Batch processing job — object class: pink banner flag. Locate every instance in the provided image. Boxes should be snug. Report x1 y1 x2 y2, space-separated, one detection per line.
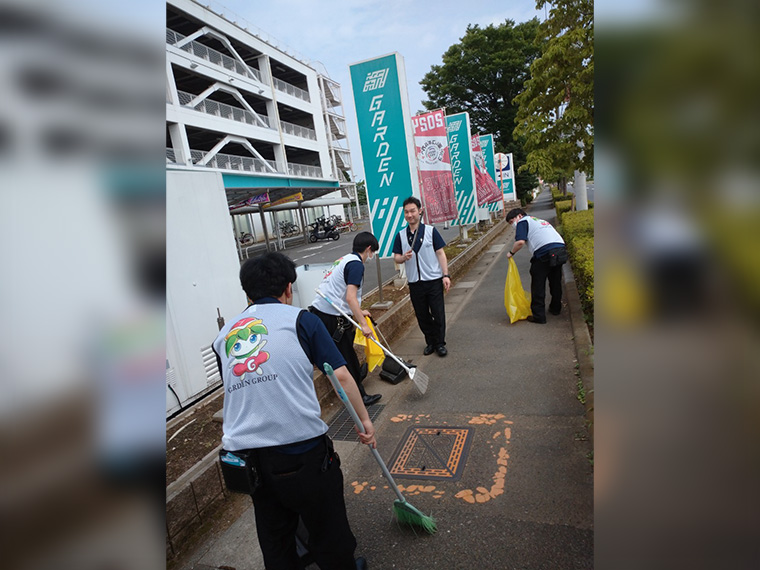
413 109 458 223
471 135 501 206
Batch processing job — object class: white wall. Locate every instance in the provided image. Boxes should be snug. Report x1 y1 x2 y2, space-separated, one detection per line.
167 170 246 415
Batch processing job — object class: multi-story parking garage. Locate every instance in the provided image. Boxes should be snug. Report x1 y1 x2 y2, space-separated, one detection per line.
166 0 359 413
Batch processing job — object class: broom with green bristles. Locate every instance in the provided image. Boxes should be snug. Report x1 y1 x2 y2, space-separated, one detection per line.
323 363 437 534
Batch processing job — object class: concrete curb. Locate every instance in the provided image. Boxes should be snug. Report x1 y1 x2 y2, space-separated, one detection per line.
564 261 595 442
543 201 594 443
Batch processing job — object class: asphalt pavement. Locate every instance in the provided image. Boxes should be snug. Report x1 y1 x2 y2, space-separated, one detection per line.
182 188 593 569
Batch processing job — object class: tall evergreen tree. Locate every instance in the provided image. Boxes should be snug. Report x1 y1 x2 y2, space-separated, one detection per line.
421 19 541 202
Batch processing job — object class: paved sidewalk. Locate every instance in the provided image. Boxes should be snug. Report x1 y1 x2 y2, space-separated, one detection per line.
180 188 593 569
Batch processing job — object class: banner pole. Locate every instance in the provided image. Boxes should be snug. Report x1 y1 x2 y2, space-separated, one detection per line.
500 157 506 216
375 255 384 303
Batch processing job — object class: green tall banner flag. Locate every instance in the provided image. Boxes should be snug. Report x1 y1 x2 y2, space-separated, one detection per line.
446 112 477 226
479 134 502 213
349 53 418 258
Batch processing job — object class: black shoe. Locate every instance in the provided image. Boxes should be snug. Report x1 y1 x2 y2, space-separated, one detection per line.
549 307 561 315
423 345 435 356
362 393 381 406
526 315 546 324
355 556 368 570
436 345 448 357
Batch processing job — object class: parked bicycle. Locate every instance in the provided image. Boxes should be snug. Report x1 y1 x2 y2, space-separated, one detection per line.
237 231 254 246
336 219 358 233
277 220 300 238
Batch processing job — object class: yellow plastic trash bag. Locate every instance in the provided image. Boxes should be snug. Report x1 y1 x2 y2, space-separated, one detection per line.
504 257 532 323
353 318 385 371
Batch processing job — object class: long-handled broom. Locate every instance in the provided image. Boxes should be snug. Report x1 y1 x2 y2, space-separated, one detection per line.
315 289 429 394
323 363 437 534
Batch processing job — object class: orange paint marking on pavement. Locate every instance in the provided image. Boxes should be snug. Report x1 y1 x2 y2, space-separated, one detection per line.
390 414 413 423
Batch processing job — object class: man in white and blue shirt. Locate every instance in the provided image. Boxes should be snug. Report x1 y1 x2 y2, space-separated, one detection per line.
392 197 451 357
310 232 382 406
506 208 568 323
213 252 375 569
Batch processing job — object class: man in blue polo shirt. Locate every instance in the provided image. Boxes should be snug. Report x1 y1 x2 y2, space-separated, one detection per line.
213 252 375 570
392 197 451 357
310 232 382 406
505 208 568 324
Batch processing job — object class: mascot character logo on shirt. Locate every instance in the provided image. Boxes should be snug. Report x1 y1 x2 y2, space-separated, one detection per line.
225 318 269 376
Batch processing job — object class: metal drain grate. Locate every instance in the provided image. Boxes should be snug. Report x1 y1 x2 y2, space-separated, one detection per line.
388 426 473 481
327 404 385 442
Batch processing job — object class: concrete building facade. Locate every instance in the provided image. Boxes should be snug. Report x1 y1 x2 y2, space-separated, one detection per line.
165 0 358 414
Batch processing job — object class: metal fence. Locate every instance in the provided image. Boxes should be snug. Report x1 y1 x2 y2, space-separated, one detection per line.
273 77 310 102
177 90 270 128
168 28 312 107
177 149 323 179
280 120 316 140
288 163 322 178
189 149 278 173
167 28 262 82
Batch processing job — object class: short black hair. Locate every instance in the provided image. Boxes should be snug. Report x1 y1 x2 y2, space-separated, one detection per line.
403 196 421 209
239 252 297 302
352 231 379 254
506 208 526 223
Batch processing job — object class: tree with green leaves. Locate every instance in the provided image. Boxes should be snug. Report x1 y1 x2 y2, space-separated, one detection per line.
421 19 541 203
355 180 367 206
513 0 593 192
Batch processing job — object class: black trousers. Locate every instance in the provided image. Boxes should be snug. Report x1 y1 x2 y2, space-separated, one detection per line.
309 307 367 397
252 437 357 570
529 253 564 321
409 278 446 348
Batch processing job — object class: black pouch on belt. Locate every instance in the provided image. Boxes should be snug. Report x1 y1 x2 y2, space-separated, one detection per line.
321 434 340 471
547 246 568 267
331 316 352 343
219 449 260 494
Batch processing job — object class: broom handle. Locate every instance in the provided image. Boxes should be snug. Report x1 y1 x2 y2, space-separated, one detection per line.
315 289 413 375
368 316 391 347
323 363 408 504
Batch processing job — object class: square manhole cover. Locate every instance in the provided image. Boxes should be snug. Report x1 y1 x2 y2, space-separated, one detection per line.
388 426 473 481
327 404 385 442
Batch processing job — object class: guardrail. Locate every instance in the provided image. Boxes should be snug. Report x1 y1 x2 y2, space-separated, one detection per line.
167 28 262 83
190 149 278 173
273 77 310 102
177 90 271 128
280 120 316 140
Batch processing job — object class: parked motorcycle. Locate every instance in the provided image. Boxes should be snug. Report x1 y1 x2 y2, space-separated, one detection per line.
308 218 340 242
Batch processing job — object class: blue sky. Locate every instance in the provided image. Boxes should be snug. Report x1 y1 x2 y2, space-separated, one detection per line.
204 0 546 181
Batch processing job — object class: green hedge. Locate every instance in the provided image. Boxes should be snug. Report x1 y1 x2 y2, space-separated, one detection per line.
568 236 594 321
560 210 595 325
551 188 574 205
560 209 594 238
556 199 573 217
556 199 594 218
